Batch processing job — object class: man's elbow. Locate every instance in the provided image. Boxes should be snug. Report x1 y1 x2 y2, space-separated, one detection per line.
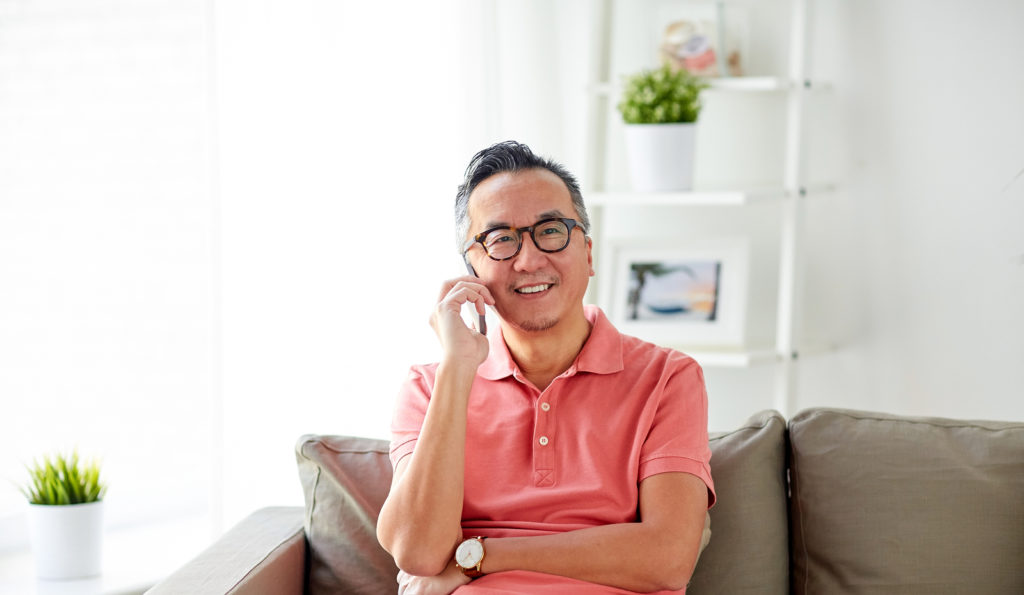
388 546 450 578
376 528 450 578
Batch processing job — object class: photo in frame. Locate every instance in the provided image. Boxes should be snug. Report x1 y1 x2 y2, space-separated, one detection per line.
653 2 749 78
608 240 749 347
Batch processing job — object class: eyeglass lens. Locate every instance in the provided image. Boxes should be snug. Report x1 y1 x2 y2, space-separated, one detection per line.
483 219 571 259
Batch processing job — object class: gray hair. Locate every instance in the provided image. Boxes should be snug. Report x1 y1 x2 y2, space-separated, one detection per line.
454 140 590 252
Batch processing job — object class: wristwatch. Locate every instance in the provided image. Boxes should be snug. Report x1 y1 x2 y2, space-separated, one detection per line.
454 536 487 577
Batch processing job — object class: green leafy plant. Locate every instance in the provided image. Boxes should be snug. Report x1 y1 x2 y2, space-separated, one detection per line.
617 63 710 124
19 451 107 505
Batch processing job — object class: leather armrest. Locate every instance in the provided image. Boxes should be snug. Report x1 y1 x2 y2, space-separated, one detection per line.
147 506 306 595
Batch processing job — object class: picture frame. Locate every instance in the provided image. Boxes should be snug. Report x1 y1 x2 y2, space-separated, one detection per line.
653 2 749 78
607 239 749 347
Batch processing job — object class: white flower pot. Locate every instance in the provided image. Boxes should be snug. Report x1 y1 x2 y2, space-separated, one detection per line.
28 501 104 579
623 122 697 192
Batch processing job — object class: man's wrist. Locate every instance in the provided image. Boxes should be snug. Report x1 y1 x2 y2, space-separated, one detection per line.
436 359 482 389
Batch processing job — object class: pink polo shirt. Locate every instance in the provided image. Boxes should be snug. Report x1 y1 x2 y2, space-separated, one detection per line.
390 305 715 594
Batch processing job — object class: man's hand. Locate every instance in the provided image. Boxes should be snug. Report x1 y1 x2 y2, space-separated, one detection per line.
430 276 494 367
397 559 471 595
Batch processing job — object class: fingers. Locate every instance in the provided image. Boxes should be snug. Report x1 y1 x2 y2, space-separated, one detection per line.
436 276 495 307
396 570 411 595
442 285 492 318
431 278 495 331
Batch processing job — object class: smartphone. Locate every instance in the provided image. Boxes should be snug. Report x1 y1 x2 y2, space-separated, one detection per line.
463 261 487 336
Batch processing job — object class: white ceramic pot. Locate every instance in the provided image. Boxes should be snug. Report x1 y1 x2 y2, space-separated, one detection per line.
28 501 104 579
623 122 697 192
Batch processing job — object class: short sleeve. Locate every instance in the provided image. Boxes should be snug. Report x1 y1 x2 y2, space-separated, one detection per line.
638 357 716 507
389 365 435 467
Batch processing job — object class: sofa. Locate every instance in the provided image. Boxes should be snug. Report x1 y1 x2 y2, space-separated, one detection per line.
149 408 1024 594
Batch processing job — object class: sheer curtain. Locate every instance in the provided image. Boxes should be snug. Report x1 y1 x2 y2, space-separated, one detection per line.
0 0 593 545
213 0 594 528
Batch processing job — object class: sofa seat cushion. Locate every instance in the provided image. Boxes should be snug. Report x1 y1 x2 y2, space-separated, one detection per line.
688 410 789 595
296 435 398 595
788 408 1024 594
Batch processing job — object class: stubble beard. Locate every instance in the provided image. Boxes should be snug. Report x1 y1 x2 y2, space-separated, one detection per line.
516 315 559 332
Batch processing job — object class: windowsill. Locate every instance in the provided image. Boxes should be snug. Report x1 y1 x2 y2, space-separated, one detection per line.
0 513 214 595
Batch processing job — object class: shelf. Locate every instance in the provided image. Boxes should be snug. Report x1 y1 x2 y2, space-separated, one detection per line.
707 77 833 92
668 342 837 369
682 347 781 368
588 184 835 207
707 76 792 91
591 76 831 97
588 188 787 207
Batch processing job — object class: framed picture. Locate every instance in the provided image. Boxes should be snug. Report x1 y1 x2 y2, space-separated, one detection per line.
608 239 748 347
653 2 749 78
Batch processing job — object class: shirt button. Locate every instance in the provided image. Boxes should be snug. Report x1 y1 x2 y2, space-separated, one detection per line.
540 402 551 412
538 436 549 446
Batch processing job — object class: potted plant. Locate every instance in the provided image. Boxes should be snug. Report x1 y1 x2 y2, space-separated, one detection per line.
617 62 709 191
19 450 107 579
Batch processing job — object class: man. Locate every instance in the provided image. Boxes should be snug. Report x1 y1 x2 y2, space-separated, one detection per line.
377 141 714 594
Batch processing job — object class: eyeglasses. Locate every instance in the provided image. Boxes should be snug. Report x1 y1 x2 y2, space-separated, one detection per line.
462 217 585 261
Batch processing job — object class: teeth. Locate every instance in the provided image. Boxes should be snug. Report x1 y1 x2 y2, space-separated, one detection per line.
518 284 551 294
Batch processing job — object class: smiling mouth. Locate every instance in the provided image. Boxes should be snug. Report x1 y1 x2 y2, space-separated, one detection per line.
516 284 552 295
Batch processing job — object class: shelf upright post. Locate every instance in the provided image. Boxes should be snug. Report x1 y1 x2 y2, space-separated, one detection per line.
774 0 812 415
584 0 613 307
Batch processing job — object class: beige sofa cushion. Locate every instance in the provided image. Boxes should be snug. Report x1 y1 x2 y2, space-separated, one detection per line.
296 435 398 595
788 408 1024 594
689 409 789 594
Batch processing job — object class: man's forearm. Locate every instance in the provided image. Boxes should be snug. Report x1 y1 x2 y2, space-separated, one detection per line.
377 361 477 576
480 522 698 592
478 473 708 592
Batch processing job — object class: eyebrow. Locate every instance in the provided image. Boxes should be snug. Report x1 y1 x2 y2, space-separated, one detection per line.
483 209 568 230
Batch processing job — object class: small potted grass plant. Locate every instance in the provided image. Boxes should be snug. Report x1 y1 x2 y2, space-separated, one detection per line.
20 450 107 579
618 62 709 191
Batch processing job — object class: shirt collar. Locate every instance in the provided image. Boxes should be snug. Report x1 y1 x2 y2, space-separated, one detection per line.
477 305 624 380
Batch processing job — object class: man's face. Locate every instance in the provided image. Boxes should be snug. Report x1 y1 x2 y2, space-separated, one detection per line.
465 168 594 334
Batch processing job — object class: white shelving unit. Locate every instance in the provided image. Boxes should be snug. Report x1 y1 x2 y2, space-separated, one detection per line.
583 0 829 414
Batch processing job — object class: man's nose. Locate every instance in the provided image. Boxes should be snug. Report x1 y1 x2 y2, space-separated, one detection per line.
512 232 547 271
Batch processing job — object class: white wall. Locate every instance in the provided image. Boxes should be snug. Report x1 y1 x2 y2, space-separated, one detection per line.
792 0 1024 422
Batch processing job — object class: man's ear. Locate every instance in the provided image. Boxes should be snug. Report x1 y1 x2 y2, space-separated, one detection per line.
586 236 595 277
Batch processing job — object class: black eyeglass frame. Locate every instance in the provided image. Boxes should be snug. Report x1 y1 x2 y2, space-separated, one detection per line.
461 217 587 261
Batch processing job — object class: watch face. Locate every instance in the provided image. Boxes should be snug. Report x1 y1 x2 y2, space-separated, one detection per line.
455 538 484 568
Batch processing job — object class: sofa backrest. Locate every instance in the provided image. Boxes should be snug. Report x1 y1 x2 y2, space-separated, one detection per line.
688 409 789 594
788 408 1024 594
295 408 1024 594
296 435 398 595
